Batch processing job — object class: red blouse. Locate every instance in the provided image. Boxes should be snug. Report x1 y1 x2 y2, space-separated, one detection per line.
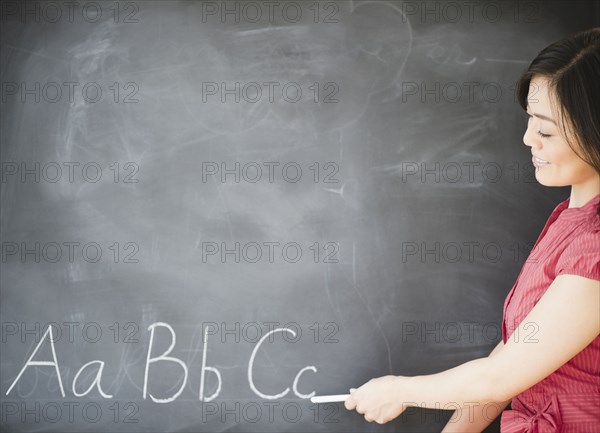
501 193 600 433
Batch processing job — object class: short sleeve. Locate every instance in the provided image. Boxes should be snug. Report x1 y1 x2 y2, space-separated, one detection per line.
556 228 600 281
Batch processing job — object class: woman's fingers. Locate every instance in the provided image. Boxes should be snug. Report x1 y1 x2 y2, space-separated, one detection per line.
344 379 404 425
344 395 357 410
344 387 358 410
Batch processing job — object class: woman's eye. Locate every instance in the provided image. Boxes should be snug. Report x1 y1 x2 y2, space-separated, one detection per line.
537 131 551 138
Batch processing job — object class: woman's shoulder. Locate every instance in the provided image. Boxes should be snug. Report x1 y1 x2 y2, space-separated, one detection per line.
552 196 600 235
565 217 600 250
555 216 600 280
578 213 600 234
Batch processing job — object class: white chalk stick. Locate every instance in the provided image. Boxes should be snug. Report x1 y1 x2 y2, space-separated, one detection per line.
310 394 351 403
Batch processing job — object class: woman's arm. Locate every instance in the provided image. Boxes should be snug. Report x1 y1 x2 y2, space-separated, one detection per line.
406 274 599 405
440 340 511 433
345 274 600 424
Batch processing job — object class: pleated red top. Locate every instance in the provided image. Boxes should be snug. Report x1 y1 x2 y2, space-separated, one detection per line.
500 193 600 433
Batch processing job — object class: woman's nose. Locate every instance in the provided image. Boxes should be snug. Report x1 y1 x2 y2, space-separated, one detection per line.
523 124 540 149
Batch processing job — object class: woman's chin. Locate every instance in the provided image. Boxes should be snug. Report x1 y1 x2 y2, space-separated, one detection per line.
534 173 569 188
533 170 559 186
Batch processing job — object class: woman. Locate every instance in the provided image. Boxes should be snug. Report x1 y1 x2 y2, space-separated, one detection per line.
345 28 600 433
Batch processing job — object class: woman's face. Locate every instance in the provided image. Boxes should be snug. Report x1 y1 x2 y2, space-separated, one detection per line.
523 76 598 188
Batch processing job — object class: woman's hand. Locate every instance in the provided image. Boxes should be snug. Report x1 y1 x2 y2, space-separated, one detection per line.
344 375 410 424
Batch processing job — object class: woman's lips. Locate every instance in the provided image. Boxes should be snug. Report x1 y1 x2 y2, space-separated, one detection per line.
532 156 551 167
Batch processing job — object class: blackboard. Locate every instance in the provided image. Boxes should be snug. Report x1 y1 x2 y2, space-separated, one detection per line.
1 1 598 432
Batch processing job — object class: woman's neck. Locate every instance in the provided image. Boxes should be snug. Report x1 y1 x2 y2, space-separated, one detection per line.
569 177 600 208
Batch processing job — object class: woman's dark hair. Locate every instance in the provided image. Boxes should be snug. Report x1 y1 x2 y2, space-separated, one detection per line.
516 28 600 215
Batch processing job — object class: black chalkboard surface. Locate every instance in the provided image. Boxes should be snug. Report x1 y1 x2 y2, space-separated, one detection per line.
1 1 598 432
